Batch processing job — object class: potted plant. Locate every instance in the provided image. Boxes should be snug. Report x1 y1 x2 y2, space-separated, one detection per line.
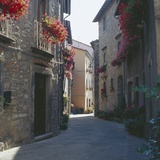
42 14 68 44
0 0 29 20
97 64 107 73
111 0 147 66
100 88 107 99
62 47 75 79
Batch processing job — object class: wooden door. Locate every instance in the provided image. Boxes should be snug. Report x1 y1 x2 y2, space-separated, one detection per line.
34 73 46 136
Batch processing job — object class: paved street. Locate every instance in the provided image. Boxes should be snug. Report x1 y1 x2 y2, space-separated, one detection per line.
0 114 150 160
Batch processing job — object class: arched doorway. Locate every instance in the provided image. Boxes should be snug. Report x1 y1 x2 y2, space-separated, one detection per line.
117 75 124 109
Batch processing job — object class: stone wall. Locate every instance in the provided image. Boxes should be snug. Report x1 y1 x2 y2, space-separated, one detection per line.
90 40 99 116
98 1 123 111
0 0 60 150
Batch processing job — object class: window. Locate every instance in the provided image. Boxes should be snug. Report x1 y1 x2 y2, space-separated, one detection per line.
103 82 107 93
118 41 121 51
111 78 114 87
134 77 139 105
102 47 107 64
103 53 106 64
103 16 106 31
128 81 133 106
63 0 71 15
37 0 49 22
86 79 88 90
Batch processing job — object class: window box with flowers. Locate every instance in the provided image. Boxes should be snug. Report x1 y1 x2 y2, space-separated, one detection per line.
97 64 107 73
0 0 29 21
111 0 147 66
62 47 75 79
100 88 107 99
42 14 68 45
110 86 114 92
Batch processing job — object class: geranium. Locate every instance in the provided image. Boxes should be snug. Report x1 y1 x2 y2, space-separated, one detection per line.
111 0 146 66
62 47 75 79
101 88 107 99
0 0 29 20
42 14 68 44
98 64 107 73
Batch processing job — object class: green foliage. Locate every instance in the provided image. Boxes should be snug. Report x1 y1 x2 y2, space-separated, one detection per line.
133 77 160 99
98 110 114 120
124 119 145 137
60 114 69 130
134 77 160 159
113 107 124 121
138 112 160 159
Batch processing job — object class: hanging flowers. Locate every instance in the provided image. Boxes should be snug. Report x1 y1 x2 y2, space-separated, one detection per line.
42 14 68 45
0 0 30 20
101 88 107 99
62 47 75 79
111 0 146 66
97 64 107 73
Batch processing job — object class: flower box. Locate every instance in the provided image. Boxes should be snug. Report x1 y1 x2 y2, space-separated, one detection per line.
42 14 68 44
62 47 75 79
0 0 29 20
111 0 146 66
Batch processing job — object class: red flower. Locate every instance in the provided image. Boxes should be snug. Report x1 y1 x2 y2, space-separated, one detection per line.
42 14 68 44
111 0 146 66
0 0 29 20
62 47 75 79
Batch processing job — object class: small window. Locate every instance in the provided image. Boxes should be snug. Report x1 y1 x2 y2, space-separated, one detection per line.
104 53 106 64
118 41 121 51
37 0 49 22
103 16 106 31
110 78 114 91
128 81 133 106
135 77 139 105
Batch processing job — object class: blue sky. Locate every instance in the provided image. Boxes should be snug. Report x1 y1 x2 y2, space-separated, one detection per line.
67 0 106 46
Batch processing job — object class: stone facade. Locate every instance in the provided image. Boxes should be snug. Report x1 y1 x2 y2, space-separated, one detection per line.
94 0 160 121
93 0 123 111
90 40 99 116
0 0 62 150
121 0 159 121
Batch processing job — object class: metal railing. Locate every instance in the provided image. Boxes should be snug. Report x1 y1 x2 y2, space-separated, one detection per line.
0 18 13 38
34 20 51 53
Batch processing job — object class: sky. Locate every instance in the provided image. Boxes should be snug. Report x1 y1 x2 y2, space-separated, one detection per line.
66 0 106 46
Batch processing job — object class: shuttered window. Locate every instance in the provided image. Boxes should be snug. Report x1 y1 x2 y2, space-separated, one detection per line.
63 0 71 15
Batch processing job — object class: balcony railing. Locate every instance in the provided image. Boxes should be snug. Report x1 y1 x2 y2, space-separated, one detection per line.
34 20 51 53
0 18 13 38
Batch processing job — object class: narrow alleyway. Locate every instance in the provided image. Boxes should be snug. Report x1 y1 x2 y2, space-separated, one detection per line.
0 114 150 160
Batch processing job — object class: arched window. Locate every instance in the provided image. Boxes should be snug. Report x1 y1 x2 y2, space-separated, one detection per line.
135 77 139 105
128 81 133 106
117 75 124 108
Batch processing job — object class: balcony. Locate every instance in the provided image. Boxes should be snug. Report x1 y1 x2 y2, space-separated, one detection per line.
0 18 14 43
33 20 52 54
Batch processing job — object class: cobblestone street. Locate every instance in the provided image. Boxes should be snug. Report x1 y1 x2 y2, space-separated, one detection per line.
0 114 150 160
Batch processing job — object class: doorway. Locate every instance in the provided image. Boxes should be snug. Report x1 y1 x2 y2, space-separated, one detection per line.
34 73 47 137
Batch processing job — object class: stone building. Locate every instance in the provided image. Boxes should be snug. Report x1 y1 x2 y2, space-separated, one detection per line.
93 0 123 112
113 0 160 121
90 40 99 116
0 0 71 150
71 40 94 113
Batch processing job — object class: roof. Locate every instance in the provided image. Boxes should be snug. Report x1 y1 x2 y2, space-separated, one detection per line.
93 0 113 22
72 40 94 58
